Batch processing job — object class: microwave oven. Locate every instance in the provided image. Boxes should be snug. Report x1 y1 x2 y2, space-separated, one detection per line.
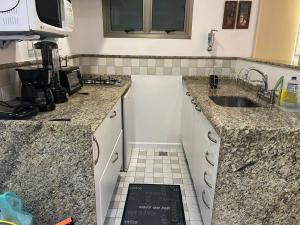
0 0 74 37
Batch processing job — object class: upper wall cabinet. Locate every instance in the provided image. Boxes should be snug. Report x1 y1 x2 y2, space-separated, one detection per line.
102 0 194 39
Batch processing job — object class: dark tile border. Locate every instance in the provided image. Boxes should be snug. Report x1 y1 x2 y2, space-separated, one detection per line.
0 60 41 70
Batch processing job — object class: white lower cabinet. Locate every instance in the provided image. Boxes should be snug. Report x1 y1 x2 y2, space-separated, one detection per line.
92 99 123 225
98 130 123 225
181 86 221 225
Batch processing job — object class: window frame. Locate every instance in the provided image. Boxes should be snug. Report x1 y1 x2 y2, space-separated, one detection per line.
102 0 194 39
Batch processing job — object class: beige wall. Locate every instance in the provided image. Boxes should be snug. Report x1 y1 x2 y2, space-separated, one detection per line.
70 0 260 57
253 0 300 64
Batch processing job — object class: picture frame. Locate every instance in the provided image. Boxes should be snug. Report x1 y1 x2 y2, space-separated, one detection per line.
222 1 238 29
236 1 252 29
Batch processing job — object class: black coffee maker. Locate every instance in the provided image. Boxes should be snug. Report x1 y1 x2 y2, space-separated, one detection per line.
17 41 68 112
17 67 56 112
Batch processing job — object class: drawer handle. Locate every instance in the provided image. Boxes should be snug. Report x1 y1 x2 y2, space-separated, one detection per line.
205 152 215 167
202 190 211 209
191 99 197 105
110 110 117 119
93 136 100 166
186 92 191 96
195 105 202 112
204 171 212 189
111 152 119 164
208 131 217 144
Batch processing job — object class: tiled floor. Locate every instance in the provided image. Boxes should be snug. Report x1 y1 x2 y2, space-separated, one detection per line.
104 147 203 225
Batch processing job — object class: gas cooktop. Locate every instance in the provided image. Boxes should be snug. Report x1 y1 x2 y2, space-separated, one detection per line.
81 77 123 86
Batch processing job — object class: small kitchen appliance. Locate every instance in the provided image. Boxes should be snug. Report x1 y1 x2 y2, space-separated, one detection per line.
17 40 68 111
34 41 68 104
59 67 82 95
17 67 56 112
0 0 74 37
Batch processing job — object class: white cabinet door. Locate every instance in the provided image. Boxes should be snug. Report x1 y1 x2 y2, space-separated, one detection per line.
181 88 189 151
199 187 214 225
123 88 133 171
181 86 221 225
198 116 220 225
181 87 195 168
190 110 207 202
98 130 123 225
93 99 122 183
93 99 122 225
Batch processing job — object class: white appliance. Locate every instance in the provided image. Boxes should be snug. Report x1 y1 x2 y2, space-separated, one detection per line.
0 0 74 37
122 87 134 171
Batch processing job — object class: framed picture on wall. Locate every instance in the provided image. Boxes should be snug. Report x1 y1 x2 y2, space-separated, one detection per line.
236 1 252 29
222 1 238 29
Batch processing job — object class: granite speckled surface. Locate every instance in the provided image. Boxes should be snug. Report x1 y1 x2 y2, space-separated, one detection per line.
0 77 131 224
34 78 130 132
184 77 300 225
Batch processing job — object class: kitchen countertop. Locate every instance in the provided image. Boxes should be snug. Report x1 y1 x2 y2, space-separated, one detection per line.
183 77 300 134
0 77 131 225
33 78 131 132
183 77 300 225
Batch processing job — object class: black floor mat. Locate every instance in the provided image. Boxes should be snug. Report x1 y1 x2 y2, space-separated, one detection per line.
121 184 186 225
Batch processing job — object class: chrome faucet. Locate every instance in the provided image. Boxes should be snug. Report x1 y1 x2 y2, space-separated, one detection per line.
244 67 275 106
245 68 268 91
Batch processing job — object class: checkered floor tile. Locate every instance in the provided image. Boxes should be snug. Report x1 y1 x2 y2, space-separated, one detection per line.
103 147 203 225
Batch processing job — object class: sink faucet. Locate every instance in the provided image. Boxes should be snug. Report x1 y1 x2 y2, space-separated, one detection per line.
244 67 275 106
245 67 268 91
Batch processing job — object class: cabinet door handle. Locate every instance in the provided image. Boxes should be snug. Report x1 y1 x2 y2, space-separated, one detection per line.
110 110 117 119
202 190 211 209
208 131 217 144
111 152 119 164
195 105 202 112
186 92 191 96
93 136 100 166
205 152 215 167
204 171 212 189
191 99 197 105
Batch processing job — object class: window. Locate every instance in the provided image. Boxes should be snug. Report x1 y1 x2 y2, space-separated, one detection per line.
102 0 194 39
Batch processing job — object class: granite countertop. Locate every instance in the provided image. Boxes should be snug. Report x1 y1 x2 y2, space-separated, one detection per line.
0 76 131 225
183 77 300 225
183 77 300 135
31 77 131 132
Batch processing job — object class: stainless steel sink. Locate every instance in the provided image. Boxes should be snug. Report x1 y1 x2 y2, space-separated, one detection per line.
209 96 261 108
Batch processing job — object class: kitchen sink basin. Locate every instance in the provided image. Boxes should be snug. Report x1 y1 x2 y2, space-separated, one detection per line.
209 96 261 108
